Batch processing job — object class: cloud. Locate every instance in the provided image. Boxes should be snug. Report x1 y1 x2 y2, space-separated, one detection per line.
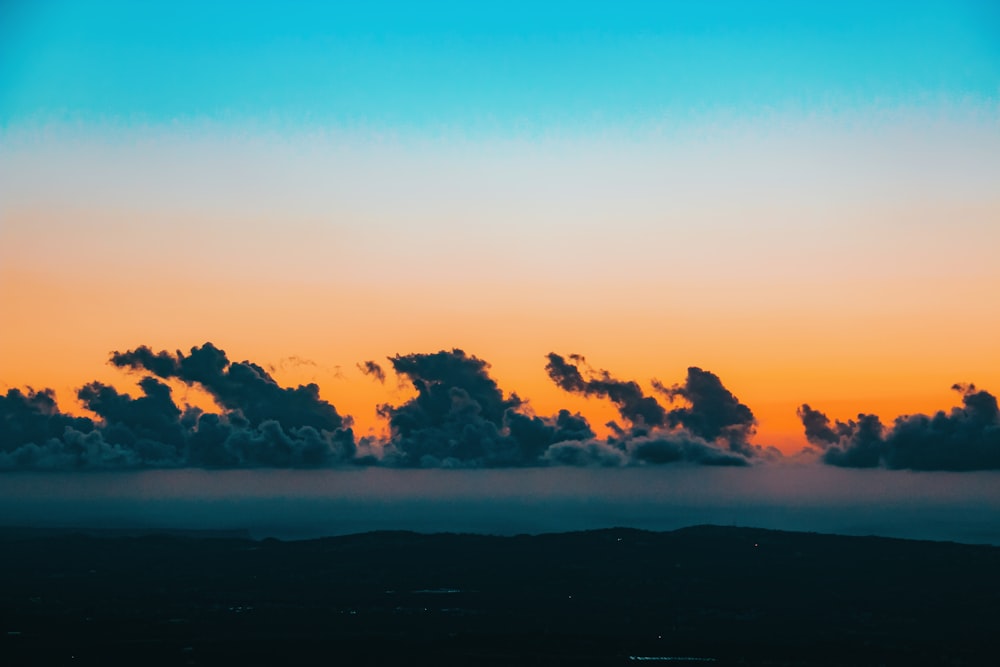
0 387 95 453
357 360 386 383
507 408 596 462
4 344 766 470
110 343 348 432
0 387 135 470
182 408 355 468
545 353 666 428
0 429 141 471
0 383 166 470
628 434 751 467
1 343 357 470
798 384 1000 470
77 378 186 463
797 403 842 446
378 349 532 467
542 439 628 467
545 353 759 465
655 367 758 456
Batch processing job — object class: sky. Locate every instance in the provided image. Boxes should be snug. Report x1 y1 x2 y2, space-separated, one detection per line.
1 1 1000 473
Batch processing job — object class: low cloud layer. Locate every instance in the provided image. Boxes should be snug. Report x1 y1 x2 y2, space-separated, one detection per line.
798 383 1000 471
110 344 348 433
545 353 763 465
2 343 771 471
654 367 757 456
1 345 357 470
378 349 529 467
29 340 999 472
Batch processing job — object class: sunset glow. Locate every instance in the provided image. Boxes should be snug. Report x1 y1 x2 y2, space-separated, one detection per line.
2 0 998 463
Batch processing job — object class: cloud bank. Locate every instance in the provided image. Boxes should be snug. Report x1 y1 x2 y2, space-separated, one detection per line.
797 383 1000 471
544 353 762 465
1 343 765 470
6 342 996 471
1 344 356 470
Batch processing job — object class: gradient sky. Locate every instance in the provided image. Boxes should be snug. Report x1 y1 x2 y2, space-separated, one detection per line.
2 0 999 451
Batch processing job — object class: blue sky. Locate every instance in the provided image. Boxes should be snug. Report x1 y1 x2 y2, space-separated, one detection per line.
2 0 997 131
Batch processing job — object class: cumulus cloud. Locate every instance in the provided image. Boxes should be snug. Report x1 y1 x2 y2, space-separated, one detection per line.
77 378 186 464
110 343 347 432
4 344 768 470
798 384 1000 470
181 408 356 468
506 409 596 462
797 403 844 446
1 344 357 470
545 353 760 465
378 349 531 467
0 387 95 453
655 367 758 456
0 387 137 470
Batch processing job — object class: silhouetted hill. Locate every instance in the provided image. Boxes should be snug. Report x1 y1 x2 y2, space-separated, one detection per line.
1 525 997 666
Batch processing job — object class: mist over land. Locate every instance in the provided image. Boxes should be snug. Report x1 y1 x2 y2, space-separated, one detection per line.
3 466 998 544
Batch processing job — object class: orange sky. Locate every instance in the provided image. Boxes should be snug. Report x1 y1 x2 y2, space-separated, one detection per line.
3 1 1000 462
3 115 1000 454
3 220 998 453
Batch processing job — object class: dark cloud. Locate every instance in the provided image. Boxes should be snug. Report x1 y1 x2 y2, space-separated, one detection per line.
77 378 186 463
545 353 759 466
5 345 766 471
0 388 111 469
7 346 605 470
545 353 666 428
0 383 170 470
797 404 841 446
628 435 751 467
657 367 757 456
1 388 95 453
798 384 1000 470
2 344 356 470
357 360 386 384
542 440 628 467
0 427 140 470
506 409 596 463
539 431 752 468
819 414 886 469
111 343 347 432
378 349 530 467
184 409 354 468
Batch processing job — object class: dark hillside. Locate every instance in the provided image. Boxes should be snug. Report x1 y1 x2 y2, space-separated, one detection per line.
1 525 997 666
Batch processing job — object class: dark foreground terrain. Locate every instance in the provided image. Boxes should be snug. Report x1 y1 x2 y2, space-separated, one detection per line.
1 525 998 666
